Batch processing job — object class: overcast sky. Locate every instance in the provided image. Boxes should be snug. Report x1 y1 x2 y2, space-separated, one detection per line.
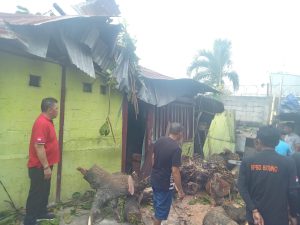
2 0 300 90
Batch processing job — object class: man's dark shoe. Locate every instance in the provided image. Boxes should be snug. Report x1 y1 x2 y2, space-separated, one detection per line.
23 215 37 225
36 213 56 221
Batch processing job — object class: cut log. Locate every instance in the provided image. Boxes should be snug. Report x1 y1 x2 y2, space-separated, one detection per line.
77 165 148 224
205 173 231 206
185 182 200 195
222 203 246 224
138 187 153 205
203 207 239 225
124 197 142 224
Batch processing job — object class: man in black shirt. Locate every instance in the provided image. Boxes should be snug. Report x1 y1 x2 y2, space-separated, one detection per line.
151 123 185 225
238 126 298 225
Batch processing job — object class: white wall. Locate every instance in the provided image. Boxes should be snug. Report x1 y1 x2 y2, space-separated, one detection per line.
222 96 273 125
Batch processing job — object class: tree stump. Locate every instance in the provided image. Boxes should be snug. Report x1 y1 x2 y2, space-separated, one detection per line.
205 173 231 205
77 165 147 224
222 203 246 224
185 182 200 195
125 196 142 224
138 187 153 205
203 207 239 225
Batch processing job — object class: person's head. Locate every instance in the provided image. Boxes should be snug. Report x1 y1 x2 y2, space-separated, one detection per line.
41 97 58 119
255 126 280 150
279 130 287 140
168 122 184 142
283 122 295 135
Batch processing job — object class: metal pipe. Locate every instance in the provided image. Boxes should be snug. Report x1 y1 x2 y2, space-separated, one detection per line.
56 65 66 202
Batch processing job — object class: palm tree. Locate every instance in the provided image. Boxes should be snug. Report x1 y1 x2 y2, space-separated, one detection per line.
187 39 239 91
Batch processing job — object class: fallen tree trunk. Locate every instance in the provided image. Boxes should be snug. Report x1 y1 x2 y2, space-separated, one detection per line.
125 196 142 224
203 207 239 225
77 165 148 224
222 203 246 224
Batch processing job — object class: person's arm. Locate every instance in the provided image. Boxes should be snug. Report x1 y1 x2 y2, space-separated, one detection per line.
152 152 154 166
238 160 264 224
171 148 184 199
287 145 293 156
237 160 256 211
35 144 52 179
287 158 299 217
296 144 300 152
172 166 184 199
295 137 300 152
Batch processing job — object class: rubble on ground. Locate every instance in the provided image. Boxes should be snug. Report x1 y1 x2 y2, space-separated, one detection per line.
75 149 245 225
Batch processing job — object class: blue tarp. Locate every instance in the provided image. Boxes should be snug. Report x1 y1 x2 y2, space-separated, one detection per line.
279 94 300 114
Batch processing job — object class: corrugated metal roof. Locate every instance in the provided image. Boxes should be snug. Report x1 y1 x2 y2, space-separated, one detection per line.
139 67 174 80
0 12 121 79
0 12 218 107
137 67 218 106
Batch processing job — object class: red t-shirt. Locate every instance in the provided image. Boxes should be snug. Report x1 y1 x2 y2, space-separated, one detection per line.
28 114 60 168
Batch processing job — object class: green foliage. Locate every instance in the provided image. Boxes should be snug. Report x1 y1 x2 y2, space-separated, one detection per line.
188 194 212 205
99 119 110 136
117 197 126 223
118 23 139 66
188 39 239 91
39 218 60 225
232 193 245 206
0 180 24 225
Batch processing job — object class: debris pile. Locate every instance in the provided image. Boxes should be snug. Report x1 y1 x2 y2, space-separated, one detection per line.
180 150 246 225
181 149 240 204
79 149 245 225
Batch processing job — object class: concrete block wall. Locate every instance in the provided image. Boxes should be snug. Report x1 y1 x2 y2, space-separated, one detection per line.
221 96 273 125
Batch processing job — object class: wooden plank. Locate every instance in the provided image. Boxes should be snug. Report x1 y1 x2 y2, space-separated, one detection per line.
140 106 154 179
121 96 128 173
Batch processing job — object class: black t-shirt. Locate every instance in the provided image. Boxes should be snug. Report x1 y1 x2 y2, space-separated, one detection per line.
238 150 298 225
150 137 182 191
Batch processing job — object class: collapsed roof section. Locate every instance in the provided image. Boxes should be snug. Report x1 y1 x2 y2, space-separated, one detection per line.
0 10 218 107
0 11 132 91
138 67 219 107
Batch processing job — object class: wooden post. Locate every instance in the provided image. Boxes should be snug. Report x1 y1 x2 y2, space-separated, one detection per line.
56 65 66 202
140 106 155 179
121 95 128 173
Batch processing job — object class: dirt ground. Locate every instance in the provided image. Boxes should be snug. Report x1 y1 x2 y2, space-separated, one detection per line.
140 194 212 225
49 195 211 225
36 194 212 225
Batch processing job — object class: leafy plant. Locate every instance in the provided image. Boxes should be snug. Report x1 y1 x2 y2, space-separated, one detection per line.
0 180 24 225
39 218 60 225
188 194 211 205
117 197 126 223
99 75 117 145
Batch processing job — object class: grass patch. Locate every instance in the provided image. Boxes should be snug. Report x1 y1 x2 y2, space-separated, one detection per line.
188 194 211 205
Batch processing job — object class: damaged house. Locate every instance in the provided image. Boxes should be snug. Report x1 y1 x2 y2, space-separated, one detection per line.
0 9 135 209
0 7 221 211
123 67 223 178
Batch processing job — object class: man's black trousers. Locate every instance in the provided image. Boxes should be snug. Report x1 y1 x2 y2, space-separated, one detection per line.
24 167 51 224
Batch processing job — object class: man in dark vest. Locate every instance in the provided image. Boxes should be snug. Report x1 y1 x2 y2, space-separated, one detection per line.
238 126 298 225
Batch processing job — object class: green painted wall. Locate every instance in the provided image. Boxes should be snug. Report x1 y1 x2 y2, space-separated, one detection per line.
0 51 122 211
61 67 122 199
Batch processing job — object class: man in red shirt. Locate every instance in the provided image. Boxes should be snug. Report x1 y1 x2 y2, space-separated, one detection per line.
24 97 60 225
